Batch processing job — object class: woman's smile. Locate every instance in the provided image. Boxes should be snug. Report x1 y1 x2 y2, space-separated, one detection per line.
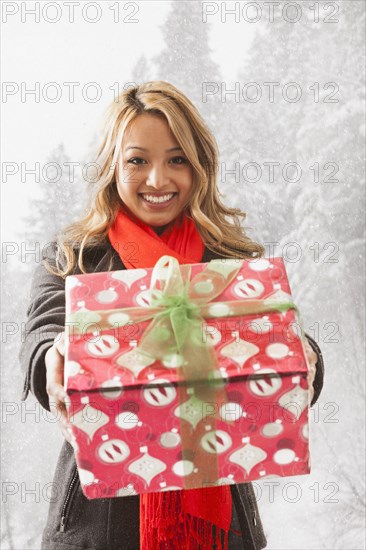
138 191 178 208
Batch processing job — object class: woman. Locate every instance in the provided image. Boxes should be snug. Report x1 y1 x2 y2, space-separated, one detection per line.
19 81 324 550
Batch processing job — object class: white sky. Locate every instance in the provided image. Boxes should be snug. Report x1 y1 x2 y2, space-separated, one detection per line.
1 1 256 243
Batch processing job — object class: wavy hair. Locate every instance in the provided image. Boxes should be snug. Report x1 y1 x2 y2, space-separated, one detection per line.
44 80 265 277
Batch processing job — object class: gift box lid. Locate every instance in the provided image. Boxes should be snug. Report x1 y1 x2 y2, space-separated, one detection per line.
64 256 309 394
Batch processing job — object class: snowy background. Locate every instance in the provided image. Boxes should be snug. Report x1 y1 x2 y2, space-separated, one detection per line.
1 1 365 548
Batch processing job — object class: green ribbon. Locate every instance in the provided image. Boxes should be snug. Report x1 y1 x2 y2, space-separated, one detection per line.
66 255 301 487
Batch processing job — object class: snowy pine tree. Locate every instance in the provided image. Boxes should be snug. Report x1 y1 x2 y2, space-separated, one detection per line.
132 54 152 84
22 142 86 257
151 0 223 124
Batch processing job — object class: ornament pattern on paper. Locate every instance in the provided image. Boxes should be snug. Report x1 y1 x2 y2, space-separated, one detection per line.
65 257 310 499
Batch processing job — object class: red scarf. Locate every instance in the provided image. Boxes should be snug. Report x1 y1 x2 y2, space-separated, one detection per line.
108 206 204 268
108 206 233 549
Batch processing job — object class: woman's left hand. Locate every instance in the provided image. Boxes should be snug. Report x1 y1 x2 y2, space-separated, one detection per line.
303 337 318 404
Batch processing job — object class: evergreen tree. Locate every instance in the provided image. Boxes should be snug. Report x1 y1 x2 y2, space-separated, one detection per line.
151 0 223 124
21 143 87 263
231 10 323 242
132 54 152 84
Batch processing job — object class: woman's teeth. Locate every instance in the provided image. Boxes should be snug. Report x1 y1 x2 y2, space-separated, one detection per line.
141 193 175 204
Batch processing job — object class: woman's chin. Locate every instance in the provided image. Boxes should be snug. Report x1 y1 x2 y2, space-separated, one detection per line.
145 216 174 229
138 210 178 228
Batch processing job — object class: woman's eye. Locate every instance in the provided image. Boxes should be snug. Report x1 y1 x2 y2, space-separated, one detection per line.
127 157 145 165
170 156 188 165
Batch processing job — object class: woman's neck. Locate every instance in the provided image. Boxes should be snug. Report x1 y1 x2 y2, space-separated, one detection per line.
151 224 169 236
151 211 185 235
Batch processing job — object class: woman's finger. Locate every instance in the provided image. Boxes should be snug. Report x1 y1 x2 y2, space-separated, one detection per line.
45 337 75 444
303 339 316 403
58 418 76 446
303 338 317 367
308 384 315 404
53 332 66 357
45 344 68 402
47 381 68 405
51 396 75 446
308 361 316 379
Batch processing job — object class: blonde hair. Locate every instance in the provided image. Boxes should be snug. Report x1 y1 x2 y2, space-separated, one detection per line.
44 80 265 277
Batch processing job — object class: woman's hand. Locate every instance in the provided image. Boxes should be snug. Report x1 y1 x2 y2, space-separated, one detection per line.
45 332 76 447
303 336 318 404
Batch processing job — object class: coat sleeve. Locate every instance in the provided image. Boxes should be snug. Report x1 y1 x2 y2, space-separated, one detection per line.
19 244 66 413
304 332 325 408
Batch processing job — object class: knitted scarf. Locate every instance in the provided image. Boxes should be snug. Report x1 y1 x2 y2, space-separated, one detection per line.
108 206 233 549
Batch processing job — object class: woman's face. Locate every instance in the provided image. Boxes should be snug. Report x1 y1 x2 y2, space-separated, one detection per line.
117 113 194 228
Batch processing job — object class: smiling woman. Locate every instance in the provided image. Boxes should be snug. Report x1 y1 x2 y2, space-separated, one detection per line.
19 81 324 550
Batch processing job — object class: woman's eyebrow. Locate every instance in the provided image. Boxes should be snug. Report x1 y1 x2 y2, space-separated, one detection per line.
125 146 183 153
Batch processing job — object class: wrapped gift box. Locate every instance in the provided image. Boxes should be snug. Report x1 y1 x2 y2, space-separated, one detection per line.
64 256 311 500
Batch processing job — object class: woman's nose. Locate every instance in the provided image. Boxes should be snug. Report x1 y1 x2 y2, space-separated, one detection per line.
146 165 169 189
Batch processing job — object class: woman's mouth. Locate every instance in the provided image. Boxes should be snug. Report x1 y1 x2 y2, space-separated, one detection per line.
139 192 177 209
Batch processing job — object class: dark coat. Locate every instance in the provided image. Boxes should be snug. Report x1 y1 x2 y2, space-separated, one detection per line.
19 239 325 550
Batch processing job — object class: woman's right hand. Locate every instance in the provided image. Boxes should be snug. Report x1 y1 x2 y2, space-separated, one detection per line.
45 332 75 446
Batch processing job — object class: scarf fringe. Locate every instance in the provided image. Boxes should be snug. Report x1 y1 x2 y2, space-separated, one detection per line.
140 490 230 550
